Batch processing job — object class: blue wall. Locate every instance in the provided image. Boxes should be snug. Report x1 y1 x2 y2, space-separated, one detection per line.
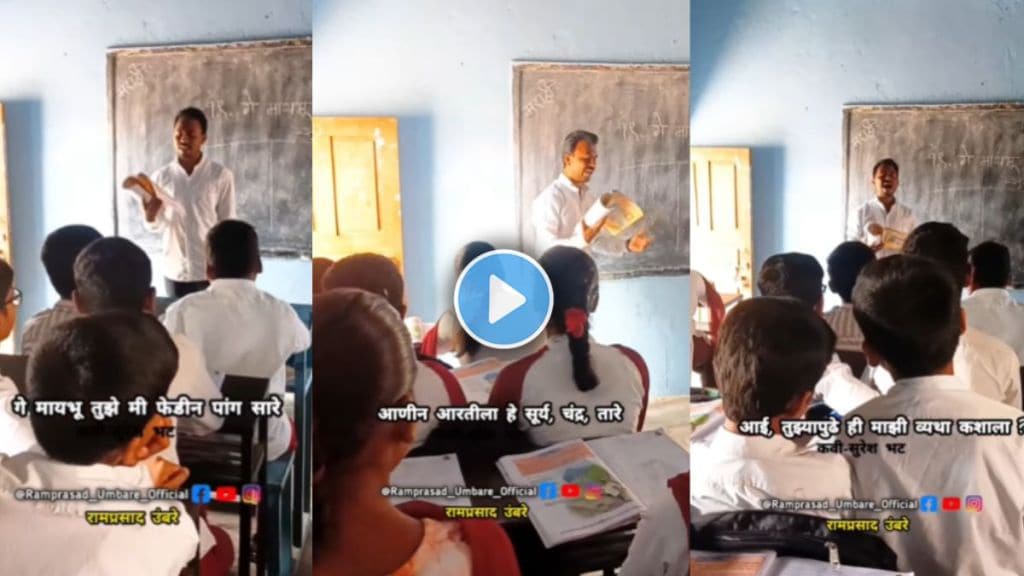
314 0 692 397
0 0 312 346
692 0 1024 295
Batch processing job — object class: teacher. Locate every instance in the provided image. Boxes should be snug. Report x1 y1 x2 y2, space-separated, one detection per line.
532 130 651 255
849 158 916 257
136 107 237 297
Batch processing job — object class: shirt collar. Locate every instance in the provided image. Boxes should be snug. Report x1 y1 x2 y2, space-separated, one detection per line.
966 288 1012 304
710 426 806 459
173 154 207 176
557 173 586 195
54 299 76 311
892 374 967 391
210 278 257 291
869 197 900 212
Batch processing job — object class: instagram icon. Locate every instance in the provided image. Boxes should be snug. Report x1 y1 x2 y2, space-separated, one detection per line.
965 495 983 512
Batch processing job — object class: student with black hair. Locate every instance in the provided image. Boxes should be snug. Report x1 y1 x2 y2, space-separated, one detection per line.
312 289 519 576
0 257 31 455
488 246 648 446
691 298 851 519
163 220 311 460
963 240 1024 364
876 222 1021 407
127 106 236 298
755 252 878 414
0 313 200 575
846 256 1024 576
824 241 875 352
323 253 467 448
848 158 916 256
21 225 102 355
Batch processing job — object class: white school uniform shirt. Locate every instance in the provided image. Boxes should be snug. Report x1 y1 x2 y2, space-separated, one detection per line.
0 451 199 576
691 427 851 521
846 375 1024 576
963 288 1024 365
619 487 689 576
143 157 236 282
163 279 311 460
0 375 37 457
488 335 646 446
411 360 464 448
848 198 917 258
20 299 76 356
870 327 1021 407
814 355 880 415
822 303 863 352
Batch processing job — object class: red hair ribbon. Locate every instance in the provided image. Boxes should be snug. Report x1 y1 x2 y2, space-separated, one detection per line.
564 308 588 339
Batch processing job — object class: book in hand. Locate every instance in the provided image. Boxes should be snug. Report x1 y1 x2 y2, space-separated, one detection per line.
881 228 908 252
582 190 645 236
495 430 687 548
122 174 184 214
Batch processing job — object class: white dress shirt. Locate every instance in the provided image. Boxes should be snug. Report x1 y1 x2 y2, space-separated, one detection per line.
848 198 917 258
163 279 311 459
963 288 1024 365
144 157 236 282
20 300 76 356
815 355 879 414
532 174 594 253
0 451 199 576
619 487 689 576
846 375 1024 576
822 304 863 352
691 427 851 521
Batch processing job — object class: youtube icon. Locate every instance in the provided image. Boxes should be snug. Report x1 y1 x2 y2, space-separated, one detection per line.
215 486 238 503
942 497 961 511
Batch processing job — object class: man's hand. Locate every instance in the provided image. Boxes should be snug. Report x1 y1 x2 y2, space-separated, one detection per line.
627 230 653 253
125 173 164 222
583 214 608 244
867 222 884 236
145 457 190 490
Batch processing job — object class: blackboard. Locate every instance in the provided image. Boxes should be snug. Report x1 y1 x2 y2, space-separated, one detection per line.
514 63 689 279
109 38 312 257
844 104 1024 284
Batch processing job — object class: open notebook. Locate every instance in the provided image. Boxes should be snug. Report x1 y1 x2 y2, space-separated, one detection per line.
691 551 913 576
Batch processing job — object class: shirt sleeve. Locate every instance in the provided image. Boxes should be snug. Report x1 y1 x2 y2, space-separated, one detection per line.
532 191 587 253
218 169 237 221
284 305 312 354
816 358 881 414
142 170 173 233
1002 351 1022 408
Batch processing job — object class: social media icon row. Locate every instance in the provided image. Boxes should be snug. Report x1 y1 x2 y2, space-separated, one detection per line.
920 495 982 512
191 483 262 505
537 481 603 501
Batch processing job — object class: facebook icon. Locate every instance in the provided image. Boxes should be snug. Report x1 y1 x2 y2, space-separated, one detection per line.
920 495 939 512
538 482 559 501
191 484 212 504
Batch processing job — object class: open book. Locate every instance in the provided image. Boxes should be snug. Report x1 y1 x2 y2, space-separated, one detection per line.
451 357 508 404
496 430 688 548
122 175 185 214
582 191 645 236
881 228 908 252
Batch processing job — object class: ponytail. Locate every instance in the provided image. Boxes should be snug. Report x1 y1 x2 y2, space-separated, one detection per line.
563 308 599 392
540 246 601 393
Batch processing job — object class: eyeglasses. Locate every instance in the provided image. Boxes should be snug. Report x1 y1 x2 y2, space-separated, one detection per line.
5 288 21 307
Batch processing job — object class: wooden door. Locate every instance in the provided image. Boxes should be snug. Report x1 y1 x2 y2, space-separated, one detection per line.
312 117 403 270
691 147 753 299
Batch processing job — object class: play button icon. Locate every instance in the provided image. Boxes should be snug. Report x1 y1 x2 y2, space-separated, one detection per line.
454 250 553 349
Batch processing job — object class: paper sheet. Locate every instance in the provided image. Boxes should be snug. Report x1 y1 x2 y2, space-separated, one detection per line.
766 557 913 576
691 550 777 576
389 453 472 508
452 358 507 404
588 430 689 507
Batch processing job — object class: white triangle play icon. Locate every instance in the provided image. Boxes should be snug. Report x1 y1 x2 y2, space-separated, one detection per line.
488 274 527 324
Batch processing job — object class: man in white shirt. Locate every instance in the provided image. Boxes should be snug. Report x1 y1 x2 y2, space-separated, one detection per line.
848 158 917 257
532 130 651 255
164 220 311 460
824 241 875 352
964 241 1024 365
845 255 1024 576
21 225 101 356
134 107 236 298
0 312 198 576
691 298 852 519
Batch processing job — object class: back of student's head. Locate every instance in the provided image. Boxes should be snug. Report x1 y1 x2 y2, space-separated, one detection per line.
969 241 1012 289
73 237 153 313
27 312 178 465
540 246 600 392
207 219 261 279
41 225 103 300
452 240 496 358
322 253 405 315
312 257 334 295
313 288 417 545
827 242 876 304
902 222 969 289
757 253 824 309
714 298 836 423
852 255 961 379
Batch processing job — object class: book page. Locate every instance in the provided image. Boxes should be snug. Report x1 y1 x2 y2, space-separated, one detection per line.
389 453 472 507
691 551 777 576
452 358 506 404
587 430 689 507
765 557 913 576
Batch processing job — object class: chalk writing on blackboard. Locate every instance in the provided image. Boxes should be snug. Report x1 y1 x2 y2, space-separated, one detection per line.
852 119 879 149
117 65 145 99
618 112 688 142
523 80 557 117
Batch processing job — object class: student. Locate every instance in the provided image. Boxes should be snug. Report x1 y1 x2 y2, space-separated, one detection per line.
74 237 224 438
619 472 689 576
488 246 648 446
690 298 851 518
427 241 545 365
846 256 1024 575
963 240 1024 364
824 241 875 352
0 313 199 575
0 258 33 456
322 253 466 448
313 288 519 575
313 257 334 295
757 253 878 413
130 107 236 298
21 225 102 355
163 220 311 460
890 223 1021 406
848 158 917 257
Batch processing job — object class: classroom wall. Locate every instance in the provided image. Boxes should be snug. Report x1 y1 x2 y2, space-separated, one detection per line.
315 0 692 397
0 0 312 344
692 0 1024 300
